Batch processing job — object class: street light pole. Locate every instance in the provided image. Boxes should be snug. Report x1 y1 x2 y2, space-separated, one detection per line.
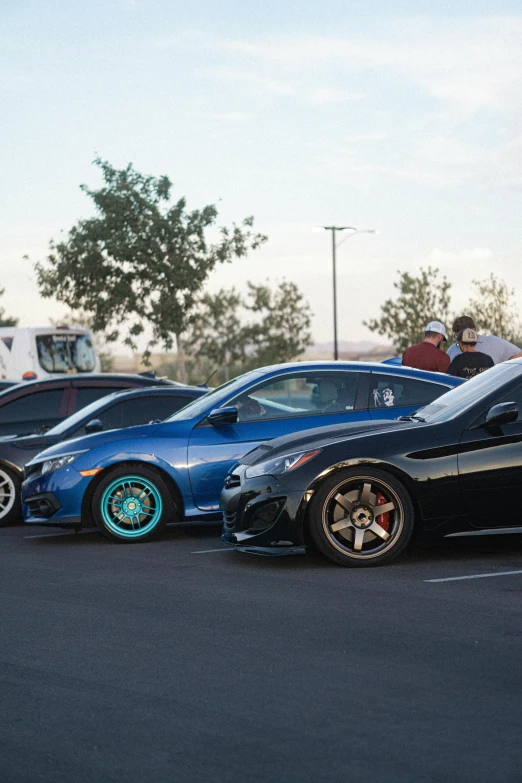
331 227 339 360
313 226 376 361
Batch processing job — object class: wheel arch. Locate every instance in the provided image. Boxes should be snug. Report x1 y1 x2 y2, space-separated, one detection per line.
81 460 184 526
0 459 23 476
299 458 422 539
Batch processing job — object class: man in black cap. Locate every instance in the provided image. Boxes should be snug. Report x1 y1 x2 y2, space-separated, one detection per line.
447 328 494 380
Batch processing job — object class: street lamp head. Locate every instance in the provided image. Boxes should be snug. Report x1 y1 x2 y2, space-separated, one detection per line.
312 225 357 232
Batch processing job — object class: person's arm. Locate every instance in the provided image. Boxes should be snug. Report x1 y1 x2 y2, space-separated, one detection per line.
509 350 522 360
447 357 460 377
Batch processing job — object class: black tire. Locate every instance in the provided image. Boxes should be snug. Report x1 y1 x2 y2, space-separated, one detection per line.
0 465 22 527
307 467 414 567
92 463 176 543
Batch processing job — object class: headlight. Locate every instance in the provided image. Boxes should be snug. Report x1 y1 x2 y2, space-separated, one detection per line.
245 449 321 480
41 451 87 475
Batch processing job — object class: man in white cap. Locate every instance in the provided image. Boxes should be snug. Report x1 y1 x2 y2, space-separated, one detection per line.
402 321 450 373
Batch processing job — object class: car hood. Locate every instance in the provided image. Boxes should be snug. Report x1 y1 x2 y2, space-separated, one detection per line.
26 421 166 463
240 418 423 466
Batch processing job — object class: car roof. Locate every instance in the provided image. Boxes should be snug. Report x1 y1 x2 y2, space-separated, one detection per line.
250 360 461 385
81 385 207 403
0 373 195 401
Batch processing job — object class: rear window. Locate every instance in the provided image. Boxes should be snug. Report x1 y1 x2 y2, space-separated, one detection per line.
36 333 96 373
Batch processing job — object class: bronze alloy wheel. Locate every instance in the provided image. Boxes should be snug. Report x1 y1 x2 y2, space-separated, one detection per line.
307 467 414 567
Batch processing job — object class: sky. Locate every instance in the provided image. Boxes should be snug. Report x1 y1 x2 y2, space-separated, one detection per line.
1 0 522 352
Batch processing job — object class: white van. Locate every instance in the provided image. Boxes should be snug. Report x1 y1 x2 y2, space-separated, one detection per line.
0 327 101 381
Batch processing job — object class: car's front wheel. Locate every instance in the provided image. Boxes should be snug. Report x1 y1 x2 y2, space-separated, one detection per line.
0 466 21 526
92 464 175 543
307 467 414 567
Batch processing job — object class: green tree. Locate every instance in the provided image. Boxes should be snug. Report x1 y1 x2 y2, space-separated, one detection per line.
183 280 313 384
465 273 521 342
245 280 313 366
34 158 267 383
183 288 248 381
364 267 452 354
0 287 18 327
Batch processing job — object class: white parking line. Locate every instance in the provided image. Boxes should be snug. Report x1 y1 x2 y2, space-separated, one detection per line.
24 530 92 540
425 569 522 583
191 547 232 554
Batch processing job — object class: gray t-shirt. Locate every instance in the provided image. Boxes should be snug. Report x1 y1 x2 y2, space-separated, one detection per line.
447 334 520 364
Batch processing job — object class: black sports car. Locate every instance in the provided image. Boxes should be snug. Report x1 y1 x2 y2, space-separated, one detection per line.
221 360 522 567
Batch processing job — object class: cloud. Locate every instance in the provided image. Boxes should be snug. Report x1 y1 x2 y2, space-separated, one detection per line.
306 87 365 105
200 66 296 96
214 18 522 115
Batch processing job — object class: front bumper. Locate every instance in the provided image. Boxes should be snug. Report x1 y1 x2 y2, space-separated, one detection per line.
220 468 308 549
22 465 92 527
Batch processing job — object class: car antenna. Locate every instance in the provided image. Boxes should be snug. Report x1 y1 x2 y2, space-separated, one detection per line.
200 368 218 387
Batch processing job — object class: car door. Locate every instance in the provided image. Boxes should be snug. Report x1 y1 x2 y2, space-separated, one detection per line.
0 387 69 436
187 370 370 511
458 382 522 528
368 372 454 420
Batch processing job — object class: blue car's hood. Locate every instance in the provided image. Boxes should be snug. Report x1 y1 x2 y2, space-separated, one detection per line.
27 421 167 463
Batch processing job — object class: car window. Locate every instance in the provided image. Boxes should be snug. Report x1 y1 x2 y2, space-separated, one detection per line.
0 390 65 423
495 383 522 422
76 395 195 434
75 386 121 409
230 372 362 423
369 374 448 410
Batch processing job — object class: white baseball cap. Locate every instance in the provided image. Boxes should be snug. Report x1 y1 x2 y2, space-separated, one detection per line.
425 321 447 340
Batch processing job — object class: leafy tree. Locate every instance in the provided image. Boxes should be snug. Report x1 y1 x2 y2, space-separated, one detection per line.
183 288 248 381
245 280 313 366
183 280 313 384
0 287 18 327
34 158 267 383
465 273 521 343
364 267 452 354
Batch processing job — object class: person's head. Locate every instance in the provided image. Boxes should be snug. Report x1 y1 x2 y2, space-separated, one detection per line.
457 328 478 353
424 321 447 348
452 315 476 339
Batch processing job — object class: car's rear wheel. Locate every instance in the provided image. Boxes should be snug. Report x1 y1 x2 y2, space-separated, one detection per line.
307 467 414 567
92 464 175 543
0 466 21 526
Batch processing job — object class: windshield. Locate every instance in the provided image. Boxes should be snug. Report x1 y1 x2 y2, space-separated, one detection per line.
416 362 522 422
36 333 97 373
166 371 261 421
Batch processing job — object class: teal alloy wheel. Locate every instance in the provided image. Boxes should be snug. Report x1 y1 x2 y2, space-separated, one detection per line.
100 475 163 539
92 464 175 542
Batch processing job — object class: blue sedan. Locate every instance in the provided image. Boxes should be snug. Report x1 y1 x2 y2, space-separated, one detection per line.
21 362 462 542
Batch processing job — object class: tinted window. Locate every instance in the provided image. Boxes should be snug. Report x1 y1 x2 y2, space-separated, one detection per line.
75 386 122 410
231 372 362 423
369 374 448 410
0 390 64 423
496 383 522 422
76 395 194 434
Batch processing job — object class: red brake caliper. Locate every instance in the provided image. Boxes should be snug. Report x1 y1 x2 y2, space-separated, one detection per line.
375 492 390 532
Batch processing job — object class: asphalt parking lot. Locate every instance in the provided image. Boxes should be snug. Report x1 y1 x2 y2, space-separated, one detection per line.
1 523 521 783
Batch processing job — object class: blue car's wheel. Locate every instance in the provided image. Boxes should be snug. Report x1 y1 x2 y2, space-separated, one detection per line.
92 464 174 542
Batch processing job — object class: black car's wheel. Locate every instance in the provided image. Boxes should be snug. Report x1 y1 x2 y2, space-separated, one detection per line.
0 466 21 526
307 467 414 567
92 464 175 543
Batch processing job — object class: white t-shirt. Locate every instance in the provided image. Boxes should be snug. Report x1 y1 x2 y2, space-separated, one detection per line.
447 334 520 364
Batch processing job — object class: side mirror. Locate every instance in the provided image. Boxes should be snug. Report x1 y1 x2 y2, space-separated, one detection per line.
207 406 238 426
84 418 103 434
485 402 518 427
